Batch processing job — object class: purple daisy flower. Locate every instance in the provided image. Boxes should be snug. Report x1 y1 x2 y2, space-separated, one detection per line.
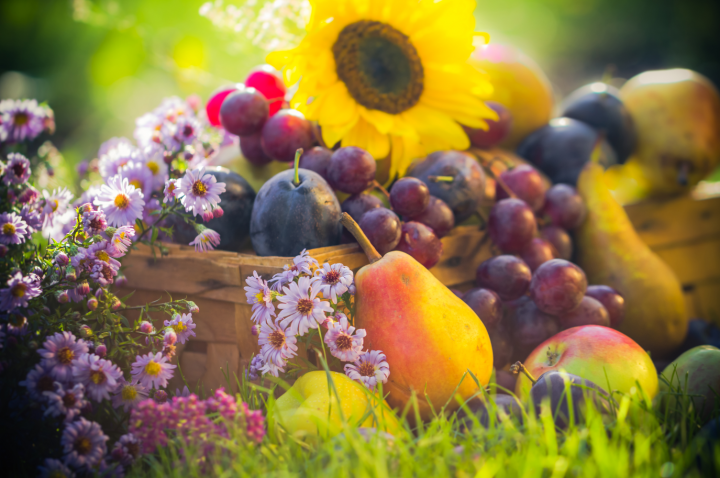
44 382 88 422
134 112 164 148
38 458 75 478
61 418 108 469
112 379 149 412
110 433 140 468
119 160 154 199
268 249 319 291
107 225 135 257
19 362 57 401
2 152 31 184
247 354 264 380
0 212 29 245
324 315 366 362
41 187 74 228
277 276 334 336
85 240 122 270
141 148 169 190
0 99 46 143
74 185 102 209
0 271 42 311
165 115 201 151
72 353 123 402
163 313 196 344
18 185 39 204
98 137 133 157
7 314 29 336
94 175 145 227
98 139 141 179
174 385 191 398
89 261 118 286
38 331 89 383
258 319 297 371
344 350 390 391
82 206 108 236
130 352 176 389
19 205 43 233
163 179 178 203
189 226 220 252
312 262 353 303
245 271 276 325
176 167 226 216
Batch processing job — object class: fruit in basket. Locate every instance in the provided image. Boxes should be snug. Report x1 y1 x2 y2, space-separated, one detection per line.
576 161 688 356
488 198 537 253
463 101 513 149
219 87 269 136
495 164 547 212
658 345 720 423
261 109 315 162
540 226 572 260
341 213 493 419
407 150 485 223
517 117 617 186
341 193 384 222
406 196 454 238
206 86 237 127
273 371 401 437
506 296 560 361
562 82 637 164
250 155 341 256
463 288 503 329
390 178 430 217
468 43 554 148
327 146 377 195
358 208 402 255
516 325 659 398
394 221 443 269
543 184 587 230
298 146 332 180
520 238 555 272
457 393 523 428
240 133 273 166
620 69 720 196
476 255 532 301
529 259 587 316
245 64 286 116
488 325 514 369
557 296 610 329
585 285 625 328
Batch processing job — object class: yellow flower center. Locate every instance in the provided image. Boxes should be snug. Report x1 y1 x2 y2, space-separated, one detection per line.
296 298 313 315
90 370 107 384
14 112 29 126
74 437 92 455
114 194 130 209
62 392 77 408
358 361 376 377
145 361 162 376
172 321 187 333
58 347 75 364
191 180 207 196
96 251 110 262
255 291 265 303
333 20 424 114
11 283 27 298
129 179 143 191
3 223 16 235
122 385 138 401
268 330 286 350
51 199 59 212
147 161 160 175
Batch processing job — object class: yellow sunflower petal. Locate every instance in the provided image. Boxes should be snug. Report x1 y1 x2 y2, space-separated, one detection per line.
319 82 359 127
343 118 391 159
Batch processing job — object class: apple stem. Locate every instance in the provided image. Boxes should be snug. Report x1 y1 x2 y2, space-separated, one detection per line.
372 180 391 201
510 361 537 385
428 175 454 183
293 148 303 186
340 212 382 264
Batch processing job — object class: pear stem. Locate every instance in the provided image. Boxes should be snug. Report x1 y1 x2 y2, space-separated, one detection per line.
293 148 303 186
510 361 537 385
372 180 390 201
340 212 382 264
429 175 454 183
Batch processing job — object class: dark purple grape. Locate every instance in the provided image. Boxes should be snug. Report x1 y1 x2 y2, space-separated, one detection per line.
520 238 555 272
506 296 560 360
206 86 237 127
488 198 537 253
240 133 273 166
543 184 587 230
220 87 269 136
395 221 443 269
540 226 573 261
451 289 465 299
390 177 430 217
476 255 532 301
462 101 512 149
327 146 376 194
529 259 587 315
585 285 625 328
299 146 332 179
341 193 383 222
407 196 454 238
260 109 315 162
358 208 401 255
463 287 502 328
495 165 547 212
558 296 610 329
488 325 514 369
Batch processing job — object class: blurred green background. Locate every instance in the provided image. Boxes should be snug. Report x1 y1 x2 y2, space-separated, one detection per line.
1 0 719 172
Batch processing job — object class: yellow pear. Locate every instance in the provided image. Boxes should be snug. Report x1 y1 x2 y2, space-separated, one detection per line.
576 161 687 357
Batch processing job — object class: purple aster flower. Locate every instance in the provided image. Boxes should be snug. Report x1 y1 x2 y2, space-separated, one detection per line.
38 331 89 382
7 313 29 336
72 353 123 401
82 206 108 236
86 240 122 270
19 204 42 233
156 96 194 121
19 361 57 400
89 261 118 286
0 271 42 311
163 179 178 203
245 271 275 325
0 212 29 245
38 458 75 478
98 139 141 179
247 354 264 380
112 379 149 412
94 175 145 227
134 112 164 148
41 187 74 228
174 385 191 397
18 185 39 204
258 319 297 371
118 160 154 198
107 225 135 257
44 382 88 422
163 313 196 344
141 147 169 188
324 315 366 362
189 225 220 252
98 137 132 157
74 185 102 209
313 262 353 303
268 249 319 291
41 209 77 242
131 352 176 389
176 167 226 216
110 433 140 468
67 281 91 303
277 276 334 336
344 350 390 391
61 418 108 469
2 152 31 184
0 99 45 143
165 115 201 151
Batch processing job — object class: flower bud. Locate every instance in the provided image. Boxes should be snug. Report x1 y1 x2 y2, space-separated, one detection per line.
32 267 44 278
0 244 7 258
251 324 258 336
75 232 86 242
87 298 98 310
79 203 94 213
58 291 69 304
154 390 168 403
55 253 69 266
41 306 51 315
163 344 176 359
111 298 122 311
95 344 107 357
139 321 154 334
28 340 38 350
79 325 93 338
95 288 104 298
66 272 77 282
164 329 177 346
115 275 128 287
76 281 90 297
201 210 214 222
187 301 199 314
213 207 224 219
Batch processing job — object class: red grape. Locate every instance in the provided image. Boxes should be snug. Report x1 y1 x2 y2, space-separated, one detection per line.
540 226 573 261
341 193 383 222
505 296 560 360
488 325 514 369
585 285 625 328
240 133 273 166
327 146 376 194
390 177 430 217
463 287 502 328
245 65 286 116
395 221 443 268
358 208 402 255
462 101 512 149
529 259 587 315
407 196 454 238
260 109 315 162
299 146 332 179
219 87 269 136
543 184 587 229
558 296 610 329
476 255 532 301
488 198 537 253
206 86 237 127
495 165 547 212
520 238 556 272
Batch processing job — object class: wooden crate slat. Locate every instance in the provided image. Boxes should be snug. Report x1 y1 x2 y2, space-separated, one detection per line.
431 229 493 287
654 237 720 285
694 281 720 324
180 351 207 386
202 343 240 392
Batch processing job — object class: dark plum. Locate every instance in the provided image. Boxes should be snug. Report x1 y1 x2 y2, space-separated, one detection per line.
341 193 384 222
530 371 613 428
520 238 556 272
540 226 573 261
327 146 376 194
299 146 333 179
585 285 625 328
463 287 503 328
240 133 273 166
390 177 430 217
488 198 537 253
407 196 454 238
261 109 315 162
558 296 610 329
250 168 341 256
245 65 286 116
395 221 443 268
506 296 560 360
543 184 587 230
476 255 532 301
358 208 402 255
457 394 523 429
530 259 587 315
462 101 512 149
206 86 237 127
219 87 269 136
495 165 547 212
407 150 485 223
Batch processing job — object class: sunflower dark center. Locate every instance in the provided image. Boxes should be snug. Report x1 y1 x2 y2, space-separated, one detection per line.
333 20 424 114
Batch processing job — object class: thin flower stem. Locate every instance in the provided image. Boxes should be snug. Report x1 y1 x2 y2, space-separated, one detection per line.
317 323 328 362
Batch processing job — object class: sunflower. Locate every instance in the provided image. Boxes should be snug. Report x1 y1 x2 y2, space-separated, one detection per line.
267 0 497 180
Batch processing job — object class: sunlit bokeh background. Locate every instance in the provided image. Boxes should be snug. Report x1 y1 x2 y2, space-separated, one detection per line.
1 0 719 177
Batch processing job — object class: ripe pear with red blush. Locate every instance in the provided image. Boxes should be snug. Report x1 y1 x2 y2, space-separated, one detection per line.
341 213 493 420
